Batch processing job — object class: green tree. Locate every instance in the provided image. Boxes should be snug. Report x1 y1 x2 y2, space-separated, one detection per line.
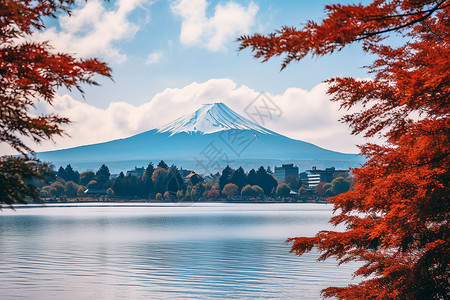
0 156 53 206
143 162 155 178
111 172 125 196
256 166 278 196
142 169 155 199
230 167 247 191
219 166 234 192
276 183 291 197
64 164 80 184
57 166 67 181
247 169 258 186
157 160 169 170
95 164 110 188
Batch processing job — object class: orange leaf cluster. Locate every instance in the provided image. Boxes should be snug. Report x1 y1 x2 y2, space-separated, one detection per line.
0 0 111 154
240 1 449 298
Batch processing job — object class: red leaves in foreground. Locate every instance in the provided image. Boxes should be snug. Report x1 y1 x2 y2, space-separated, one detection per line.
240 1 449 299
0 0 111 154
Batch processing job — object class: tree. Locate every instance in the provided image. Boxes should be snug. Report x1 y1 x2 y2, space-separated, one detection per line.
219 166 233 192
80 171 95 186
157 160 169 170
64 164 79 184
282 174 301 191
222 183 238 198
241 184 255 197
142 168 155 199
316 182 332 198
57 166 67 181
86 180 98 190
77 186 86 197
144 162 155 178
207 190 219 199
50 181 64 198
106 188 114 199
152 167 169 194
256 166 278 196
64 181 79 198
297 186 307 200
252 185 264 198
230 167 247 191
330 177 350 195
0 1 111 206
247 169 258 186
239 1 449 298
95 164 110 188
0 156 53 206
276 183 290 197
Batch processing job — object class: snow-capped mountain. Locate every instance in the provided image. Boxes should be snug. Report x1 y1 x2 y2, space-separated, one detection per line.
37 102 363 173
157 102 273 135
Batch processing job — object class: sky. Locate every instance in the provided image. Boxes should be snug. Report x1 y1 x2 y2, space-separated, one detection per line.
3 0 376 156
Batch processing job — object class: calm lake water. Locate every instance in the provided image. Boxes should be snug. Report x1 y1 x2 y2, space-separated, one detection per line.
0 203 359 299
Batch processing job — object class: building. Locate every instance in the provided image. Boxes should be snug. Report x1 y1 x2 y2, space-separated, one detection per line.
178 168 194 178
306 166 350 187
126 166 145 177
185 172 203 185
307 174 321 187
273 163 299 183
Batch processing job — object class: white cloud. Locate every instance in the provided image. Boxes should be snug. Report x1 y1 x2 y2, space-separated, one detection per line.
171 0 258 51
0 79 369 156
32 0 148 63
145 51 163 64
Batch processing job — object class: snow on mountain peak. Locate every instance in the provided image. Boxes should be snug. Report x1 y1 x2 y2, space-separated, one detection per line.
157 102 274 135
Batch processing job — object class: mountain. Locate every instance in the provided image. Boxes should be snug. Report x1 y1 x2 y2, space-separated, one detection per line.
37 102 363 173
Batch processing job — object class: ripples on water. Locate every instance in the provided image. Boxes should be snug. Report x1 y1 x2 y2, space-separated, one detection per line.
0 203 360 299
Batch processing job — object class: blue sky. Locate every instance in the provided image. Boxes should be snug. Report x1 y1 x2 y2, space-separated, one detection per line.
3 0 377 155
76 0 373 107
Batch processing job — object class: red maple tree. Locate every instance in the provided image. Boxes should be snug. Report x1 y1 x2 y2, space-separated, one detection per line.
239 1 449 298
0 0 111 205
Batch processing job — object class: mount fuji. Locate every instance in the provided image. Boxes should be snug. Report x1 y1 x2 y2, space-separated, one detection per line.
37 102 363 173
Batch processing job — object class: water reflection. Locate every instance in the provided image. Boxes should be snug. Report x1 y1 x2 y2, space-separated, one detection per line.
0 203 359 299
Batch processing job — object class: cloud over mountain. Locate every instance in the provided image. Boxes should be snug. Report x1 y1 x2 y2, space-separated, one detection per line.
0 79 365 157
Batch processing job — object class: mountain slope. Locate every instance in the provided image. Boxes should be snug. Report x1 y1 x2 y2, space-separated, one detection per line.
37 103 363 172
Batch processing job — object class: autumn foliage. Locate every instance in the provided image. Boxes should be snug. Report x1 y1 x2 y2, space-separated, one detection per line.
240 1 449 299
0 0 111 205
0 0 111 154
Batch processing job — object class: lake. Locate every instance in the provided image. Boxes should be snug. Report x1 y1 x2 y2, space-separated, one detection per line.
0 203 360 299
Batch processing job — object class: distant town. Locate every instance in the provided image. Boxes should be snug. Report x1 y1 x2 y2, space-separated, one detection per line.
37 161 353 204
